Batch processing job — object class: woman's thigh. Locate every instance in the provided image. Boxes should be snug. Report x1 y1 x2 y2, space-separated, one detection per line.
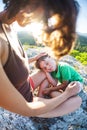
34 95 82 118
50 91 62 98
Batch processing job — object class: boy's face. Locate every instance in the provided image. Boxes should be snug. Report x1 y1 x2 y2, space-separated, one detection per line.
39 57 57 72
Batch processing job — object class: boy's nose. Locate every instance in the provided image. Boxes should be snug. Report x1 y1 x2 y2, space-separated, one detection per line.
47 65 50 70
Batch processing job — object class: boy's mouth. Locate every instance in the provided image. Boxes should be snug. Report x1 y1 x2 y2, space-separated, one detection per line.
48 66 53 72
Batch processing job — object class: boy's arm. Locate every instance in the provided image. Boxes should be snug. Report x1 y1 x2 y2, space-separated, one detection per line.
45 72 57 86
43 81 70 95
56 81 70 91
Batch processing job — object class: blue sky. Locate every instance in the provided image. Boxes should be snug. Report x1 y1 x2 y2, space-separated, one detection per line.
0 0 87 33
76 0 87 33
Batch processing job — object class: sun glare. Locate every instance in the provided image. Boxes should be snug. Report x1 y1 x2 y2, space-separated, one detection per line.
14 22 43 38
27 22 43 37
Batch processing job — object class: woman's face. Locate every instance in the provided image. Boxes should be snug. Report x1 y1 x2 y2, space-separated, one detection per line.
16 5 44 26
39 57 57 72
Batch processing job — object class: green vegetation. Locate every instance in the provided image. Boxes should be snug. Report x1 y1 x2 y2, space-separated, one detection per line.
70 50 87 65
18 31 44 47
17 31 36 45
70 34 87 66
23 44 38 50
75 34 87 52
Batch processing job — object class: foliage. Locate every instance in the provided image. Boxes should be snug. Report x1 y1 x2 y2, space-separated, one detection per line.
75 34 87 52
75 45 87 52
77 34 87 46
70 34 87 65
70 51 87 66
23 44 39 50
17 31 36 45
18 31 44 47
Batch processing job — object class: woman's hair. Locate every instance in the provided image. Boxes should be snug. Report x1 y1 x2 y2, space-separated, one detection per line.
3 0 80 58
35 54 48 69
41 0 80 58
3 0 30 18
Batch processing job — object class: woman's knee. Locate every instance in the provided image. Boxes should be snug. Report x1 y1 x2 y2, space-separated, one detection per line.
78 96 82 105
74 95 82 108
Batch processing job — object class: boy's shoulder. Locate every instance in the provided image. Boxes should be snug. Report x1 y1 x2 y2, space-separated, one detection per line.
58 61 74 70
58 61 70 66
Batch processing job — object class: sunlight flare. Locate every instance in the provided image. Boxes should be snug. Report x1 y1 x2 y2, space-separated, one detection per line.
28 22 43 37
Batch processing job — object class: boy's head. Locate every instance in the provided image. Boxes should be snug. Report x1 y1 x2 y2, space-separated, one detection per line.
35 54 57 72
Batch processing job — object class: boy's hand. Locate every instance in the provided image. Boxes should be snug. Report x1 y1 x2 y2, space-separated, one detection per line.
43 87 52 95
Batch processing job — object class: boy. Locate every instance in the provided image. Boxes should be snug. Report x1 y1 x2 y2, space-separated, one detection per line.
35 54 84 96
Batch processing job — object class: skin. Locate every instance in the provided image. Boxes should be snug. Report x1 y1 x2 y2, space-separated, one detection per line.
16 6 44 26
0 5 82 118
37 56 83 96
39 56 57 72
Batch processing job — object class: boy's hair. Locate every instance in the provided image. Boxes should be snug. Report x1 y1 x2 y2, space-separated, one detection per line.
35 54 48 69
3 0 80 57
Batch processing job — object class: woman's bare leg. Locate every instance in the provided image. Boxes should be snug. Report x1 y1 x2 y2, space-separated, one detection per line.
31 73 82 118
33 83 82 118
50 91 62 97
35 95 82 118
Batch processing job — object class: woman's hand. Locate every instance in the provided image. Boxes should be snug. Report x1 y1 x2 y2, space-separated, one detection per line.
29 52 47 63
35 52 47 61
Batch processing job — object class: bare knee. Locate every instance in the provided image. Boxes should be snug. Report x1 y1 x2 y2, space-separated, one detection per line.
70 95 82 110
76 96 82 107
31 71 46 88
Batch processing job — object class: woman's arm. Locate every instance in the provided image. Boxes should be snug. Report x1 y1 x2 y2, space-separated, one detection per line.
28 52 47 63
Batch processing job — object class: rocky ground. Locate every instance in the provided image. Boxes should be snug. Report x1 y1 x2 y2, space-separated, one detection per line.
0 47 87 130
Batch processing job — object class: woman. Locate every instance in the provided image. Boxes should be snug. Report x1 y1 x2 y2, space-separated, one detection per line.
0 0 82 118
